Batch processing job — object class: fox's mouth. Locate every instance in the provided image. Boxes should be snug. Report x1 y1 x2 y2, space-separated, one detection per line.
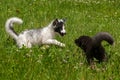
60 32 66 36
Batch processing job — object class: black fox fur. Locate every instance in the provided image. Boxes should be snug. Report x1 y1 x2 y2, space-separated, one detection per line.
75 32 114 65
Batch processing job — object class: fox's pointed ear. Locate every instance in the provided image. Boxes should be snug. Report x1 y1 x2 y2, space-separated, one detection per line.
53 18 58 26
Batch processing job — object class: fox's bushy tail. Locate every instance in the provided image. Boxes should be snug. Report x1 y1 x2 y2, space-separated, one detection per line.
5 17 23 40
93 32 114 45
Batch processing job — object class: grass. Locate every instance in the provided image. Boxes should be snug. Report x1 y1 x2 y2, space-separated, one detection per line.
0 0 120 80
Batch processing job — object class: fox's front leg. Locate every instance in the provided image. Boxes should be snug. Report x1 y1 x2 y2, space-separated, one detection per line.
42 39 65 47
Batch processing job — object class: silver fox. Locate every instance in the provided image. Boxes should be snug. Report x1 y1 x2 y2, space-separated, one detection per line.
5 17 66 48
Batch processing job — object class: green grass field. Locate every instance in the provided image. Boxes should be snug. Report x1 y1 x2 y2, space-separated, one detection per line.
0 0 120 80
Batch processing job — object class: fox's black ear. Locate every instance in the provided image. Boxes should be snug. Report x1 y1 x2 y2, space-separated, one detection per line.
53 18 58 26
